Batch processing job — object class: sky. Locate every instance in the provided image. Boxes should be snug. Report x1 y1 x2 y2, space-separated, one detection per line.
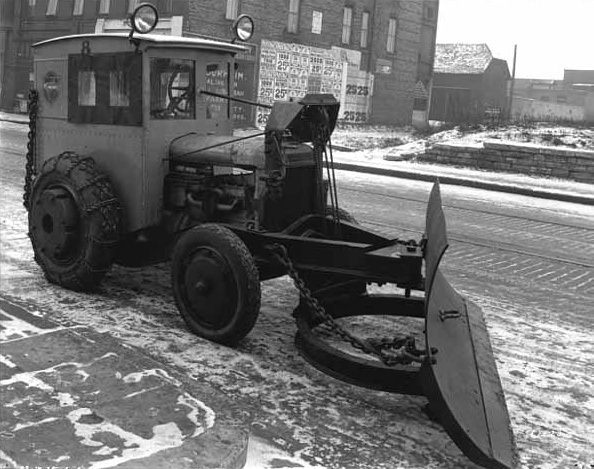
435 0 594 79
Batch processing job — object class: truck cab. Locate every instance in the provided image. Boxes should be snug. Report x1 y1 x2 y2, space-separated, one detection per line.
33 32 245 233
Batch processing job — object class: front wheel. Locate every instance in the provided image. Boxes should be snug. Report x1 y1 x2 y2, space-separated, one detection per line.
171 224 261 345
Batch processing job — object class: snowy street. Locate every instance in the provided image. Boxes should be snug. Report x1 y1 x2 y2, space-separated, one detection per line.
1 120 593 468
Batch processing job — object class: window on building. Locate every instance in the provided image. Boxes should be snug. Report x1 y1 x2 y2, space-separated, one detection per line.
312 10 323 34
342 7 352 44
425 6 435 19
128 0 140 14
557 95 567 103
360 11 369 48
226 0 239 20
387 18 397 53
540 95 550 102
288 0 300 33
98 0 110 15
73 0 84 16
46 0 58 16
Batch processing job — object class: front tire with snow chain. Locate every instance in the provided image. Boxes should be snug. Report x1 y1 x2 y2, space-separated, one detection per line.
172 224 261 345
28 152 121 291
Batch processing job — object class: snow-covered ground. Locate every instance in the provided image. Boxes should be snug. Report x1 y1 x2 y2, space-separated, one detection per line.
332 122 594 158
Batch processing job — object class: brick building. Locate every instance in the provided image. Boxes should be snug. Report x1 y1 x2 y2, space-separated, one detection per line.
1 0 438 125
186 0 438 125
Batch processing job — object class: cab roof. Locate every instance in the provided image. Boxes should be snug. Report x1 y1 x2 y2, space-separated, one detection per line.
33 33 246 54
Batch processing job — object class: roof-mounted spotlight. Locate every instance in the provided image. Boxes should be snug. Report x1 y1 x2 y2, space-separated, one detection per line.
231 15 254 43
129 2 159 40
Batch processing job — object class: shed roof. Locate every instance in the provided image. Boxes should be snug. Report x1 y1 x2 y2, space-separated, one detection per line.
434 43 493 74
33 33 246 54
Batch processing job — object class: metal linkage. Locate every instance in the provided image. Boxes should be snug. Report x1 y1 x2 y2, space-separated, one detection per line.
267 243 427 366
24 89 39 211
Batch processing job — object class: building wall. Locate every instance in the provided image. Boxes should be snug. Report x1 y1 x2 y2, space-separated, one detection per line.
0 0 15 107
513 79 586 106
187 0 438 125
2 0 438 124
429 73 482 121
481 59 509 113
512 96 585 122
430 60 509 122
1 0 186 110
585 93 594 123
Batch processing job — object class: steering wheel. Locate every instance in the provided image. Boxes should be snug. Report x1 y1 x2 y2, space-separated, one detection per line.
167 65 194 114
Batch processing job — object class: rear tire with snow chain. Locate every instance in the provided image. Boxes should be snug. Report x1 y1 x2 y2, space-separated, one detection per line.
172 224 261 345
28 152 121 291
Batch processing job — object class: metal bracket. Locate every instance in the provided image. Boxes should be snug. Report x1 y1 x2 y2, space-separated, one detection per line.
438 309 461 321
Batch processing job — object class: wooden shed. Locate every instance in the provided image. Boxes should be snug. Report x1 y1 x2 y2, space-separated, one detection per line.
429 43 510 123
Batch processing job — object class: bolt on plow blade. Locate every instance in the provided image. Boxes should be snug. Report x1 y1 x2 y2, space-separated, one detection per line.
421 182 518 469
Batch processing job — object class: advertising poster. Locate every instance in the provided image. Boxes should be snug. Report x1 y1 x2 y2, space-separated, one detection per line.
257 40 343 128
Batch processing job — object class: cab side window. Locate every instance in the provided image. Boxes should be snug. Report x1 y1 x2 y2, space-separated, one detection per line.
150 58 195 119
68 52 141 125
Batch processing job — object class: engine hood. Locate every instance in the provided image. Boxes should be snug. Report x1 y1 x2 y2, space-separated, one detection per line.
169 134 266 168
169 132 315 170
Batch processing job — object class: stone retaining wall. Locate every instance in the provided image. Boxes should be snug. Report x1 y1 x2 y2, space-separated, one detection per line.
421 140 594 183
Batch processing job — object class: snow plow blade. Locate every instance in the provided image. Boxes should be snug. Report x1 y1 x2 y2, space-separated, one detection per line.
420 182 518 469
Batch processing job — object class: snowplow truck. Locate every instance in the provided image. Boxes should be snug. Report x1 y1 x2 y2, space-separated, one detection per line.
24 5 517 468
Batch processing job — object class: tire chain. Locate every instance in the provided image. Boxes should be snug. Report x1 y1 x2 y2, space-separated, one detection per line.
23 89 39 211
268 244 427 366
39 152 121 238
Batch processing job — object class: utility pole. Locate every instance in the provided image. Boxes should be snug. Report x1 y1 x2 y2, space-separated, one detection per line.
507 44 517 120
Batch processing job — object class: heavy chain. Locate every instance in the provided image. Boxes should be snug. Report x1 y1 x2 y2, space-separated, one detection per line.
268 244 427 366
23 89 39 211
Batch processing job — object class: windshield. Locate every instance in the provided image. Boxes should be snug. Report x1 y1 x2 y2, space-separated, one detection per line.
150 58 195 119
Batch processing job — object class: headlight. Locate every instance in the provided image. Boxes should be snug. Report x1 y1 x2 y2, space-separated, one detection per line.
131 3 159 34
232 15 254 42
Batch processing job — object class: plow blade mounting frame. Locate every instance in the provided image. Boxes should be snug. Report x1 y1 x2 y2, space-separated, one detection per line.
290 182 518 469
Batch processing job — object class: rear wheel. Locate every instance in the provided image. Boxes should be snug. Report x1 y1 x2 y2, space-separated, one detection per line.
171 224 261 345
28 152 121 291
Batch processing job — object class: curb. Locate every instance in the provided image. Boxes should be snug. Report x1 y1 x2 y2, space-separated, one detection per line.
333 162 594 206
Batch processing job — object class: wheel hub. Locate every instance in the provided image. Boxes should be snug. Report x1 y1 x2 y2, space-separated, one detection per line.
183 248 237 327
31 187 80 263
